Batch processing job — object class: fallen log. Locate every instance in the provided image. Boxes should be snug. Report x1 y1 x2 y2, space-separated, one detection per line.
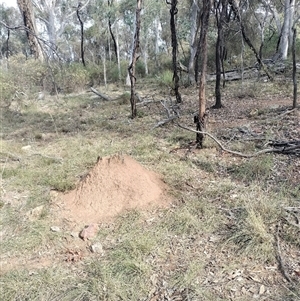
268 140 300 155
90 87 111 101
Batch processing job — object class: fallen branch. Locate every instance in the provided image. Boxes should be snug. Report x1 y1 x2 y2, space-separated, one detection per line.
153 116 179 129
90 87 111 101
177 123 280 158
268 140 300 155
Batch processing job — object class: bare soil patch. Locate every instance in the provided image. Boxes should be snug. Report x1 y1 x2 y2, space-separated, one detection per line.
52 154 172 228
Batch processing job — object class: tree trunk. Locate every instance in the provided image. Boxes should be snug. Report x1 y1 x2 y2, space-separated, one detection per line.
167 0 182 103
292 27 297 109
128 0 142 119
108 0 118 63
277 0 295 60
76 3 85 67
213 0 227 109
116 22 121 81
17 0 43 61
196 0 211 148
188 0 201 85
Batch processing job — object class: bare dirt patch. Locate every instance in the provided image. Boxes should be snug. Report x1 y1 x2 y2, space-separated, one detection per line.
52 154 172 229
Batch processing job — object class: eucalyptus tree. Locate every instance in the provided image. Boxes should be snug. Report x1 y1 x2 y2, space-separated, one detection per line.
188 0 201 85
17 0 44 60
30 0 91 59
196 0 211 148
277 0 296 60
166 0 182 103
128 0 142 118
0 4 24 58
213 0 227 108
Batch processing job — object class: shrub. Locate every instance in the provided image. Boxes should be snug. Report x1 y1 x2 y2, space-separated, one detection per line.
156 69 174 88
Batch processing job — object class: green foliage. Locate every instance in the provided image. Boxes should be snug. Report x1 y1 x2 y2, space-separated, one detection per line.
0 71 16 108
55 63 90 93
156 69 174 87
8 54 47 93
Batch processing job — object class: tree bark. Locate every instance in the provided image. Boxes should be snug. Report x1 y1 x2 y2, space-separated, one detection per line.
76 3 85 67
213 0 227 109
128 0 142 118
292 27 297 109
277 0 295 60
196 0 211 148
167 0 182 103
17 0 43 61
188 0 201 85
108 0 118 62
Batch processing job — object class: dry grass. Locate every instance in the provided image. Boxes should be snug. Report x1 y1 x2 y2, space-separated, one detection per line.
0 80 299 301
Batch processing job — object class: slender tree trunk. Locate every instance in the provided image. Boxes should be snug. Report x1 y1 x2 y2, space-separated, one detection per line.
196 0 211 148
116 22 121 80
213 0 227 109
292 27 297 109
128 0 142 118
5 29 10 59
76 3 85 67
108 0 118 63
167 0 182 103
188 0 200 85
143 34 149 75
17 0 43 61
154 17 160 67
45 6 56 58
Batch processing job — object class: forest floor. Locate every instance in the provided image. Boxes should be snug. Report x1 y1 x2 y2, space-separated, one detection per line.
0 79 299 300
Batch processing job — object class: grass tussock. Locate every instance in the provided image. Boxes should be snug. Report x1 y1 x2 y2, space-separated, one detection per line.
224 184 291 263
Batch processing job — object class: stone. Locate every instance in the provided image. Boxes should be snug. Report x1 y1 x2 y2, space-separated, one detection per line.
79 223 99 241
90 242 104 254
26 205 44 221
22 145 32 151
50 226 60 232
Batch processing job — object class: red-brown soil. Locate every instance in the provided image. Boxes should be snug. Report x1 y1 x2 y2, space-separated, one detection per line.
54 154 172 228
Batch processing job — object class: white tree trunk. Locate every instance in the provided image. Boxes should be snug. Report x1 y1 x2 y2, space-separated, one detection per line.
278 0 295 59
116 21 121 80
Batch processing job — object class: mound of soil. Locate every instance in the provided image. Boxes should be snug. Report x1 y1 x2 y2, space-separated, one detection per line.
55 154 171 226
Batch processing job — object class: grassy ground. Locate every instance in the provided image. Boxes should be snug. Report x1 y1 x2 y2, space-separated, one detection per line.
0 80 299 300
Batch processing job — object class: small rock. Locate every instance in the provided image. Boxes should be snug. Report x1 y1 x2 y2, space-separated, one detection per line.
79 223 99 241
50 226 60 232
90 242 104 254
26 205 44 221
22 145 32 151
259 284 265 295
70 232 79 238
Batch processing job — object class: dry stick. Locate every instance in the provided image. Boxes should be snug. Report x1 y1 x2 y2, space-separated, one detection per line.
177 123 282 158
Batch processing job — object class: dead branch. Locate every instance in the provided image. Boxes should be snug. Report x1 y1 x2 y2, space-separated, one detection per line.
268 140 300 155
90 87 111 101
153 116 179 129
177 123 279 158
